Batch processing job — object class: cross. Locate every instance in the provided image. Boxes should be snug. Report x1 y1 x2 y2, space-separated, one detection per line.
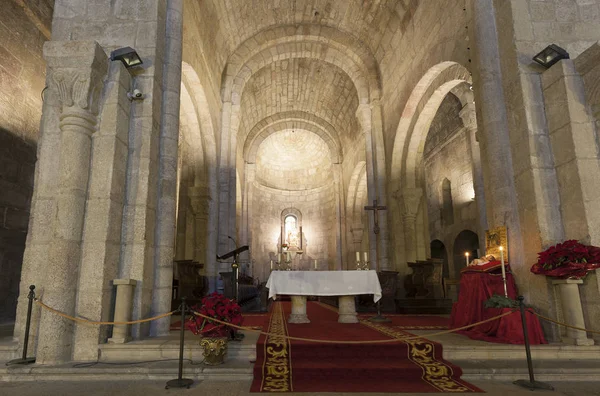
364 199 387 234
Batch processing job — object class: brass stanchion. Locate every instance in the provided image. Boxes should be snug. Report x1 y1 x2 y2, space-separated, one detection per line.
6 285 36 366
513 296 554 391
165 297 194 389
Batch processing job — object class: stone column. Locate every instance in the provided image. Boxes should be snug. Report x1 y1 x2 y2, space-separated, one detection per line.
73 61 131 361
189 187 210 267
151 0 184 338
356 104 390 271
108 279 137 344
333 164 344 270
37 41 108 364
460 102 488 250
552 280 594 346
288 296 310 324
337 296 358 323
395 188 423 264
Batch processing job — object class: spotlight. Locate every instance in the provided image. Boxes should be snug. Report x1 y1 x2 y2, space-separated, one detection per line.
110 47 143 68
533 44 569 68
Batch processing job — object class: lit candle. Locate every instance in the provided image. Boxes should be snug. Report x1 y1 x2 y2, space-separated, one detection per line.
314 259 318 269
465 252 469 266
364 251 368 262
500 246 506 278
356 251 360 262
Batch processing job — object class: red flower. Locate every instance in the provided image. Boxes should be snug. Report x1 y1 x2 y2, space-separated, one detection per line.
184 292 244 337
532 240 600 279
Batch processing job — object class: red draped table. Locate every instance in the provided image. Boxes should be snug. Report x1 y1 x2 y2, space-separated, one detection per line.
449 261 547 344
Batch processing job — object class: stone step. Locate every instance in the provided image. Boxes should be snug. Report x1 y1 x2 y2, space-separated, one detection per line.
0 337 18 362
458 359 600 381
443 343 600 361
99 334 258 363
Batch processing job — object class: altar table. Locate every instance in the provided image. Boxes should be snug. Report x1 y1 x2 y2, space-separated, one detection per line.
266 270 382 323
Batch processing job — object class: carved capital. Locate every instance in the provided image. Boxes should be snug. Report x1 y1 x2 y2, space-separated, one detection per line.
355 103 371 129
44 41 108 130
188 186 210 216
459 102 477 132
399 187 423 218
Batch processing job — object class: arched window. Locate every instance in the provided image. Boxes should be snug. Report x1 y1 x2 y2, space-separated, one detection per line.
284 215 299 249
281 208 302 251
441 178 454 226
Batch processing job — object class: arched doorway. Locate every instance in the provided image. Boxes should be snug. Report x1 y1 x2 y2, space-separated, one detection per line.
430 239 449 279
452 230 479 278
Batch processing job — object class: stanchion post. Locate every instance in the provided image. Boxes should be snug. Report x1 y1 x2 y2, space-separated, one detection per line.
513 296 554 391
6 285 36 366
165 297 194 389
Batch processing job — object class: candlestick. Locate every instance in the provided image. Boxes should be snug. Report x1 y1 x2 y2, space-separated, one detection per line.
364 251 368 262
356 251 360 262
465 252 469 266
499 246 508 297
277 253 281 263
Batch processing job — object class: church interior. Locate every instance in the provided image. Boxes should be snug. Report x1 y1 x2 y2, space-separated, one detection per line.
1 0 600 392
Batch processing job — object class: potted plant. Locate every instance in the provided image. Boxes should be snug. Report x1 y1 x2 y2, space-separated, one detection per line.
185 292 243 365
530 240 600 279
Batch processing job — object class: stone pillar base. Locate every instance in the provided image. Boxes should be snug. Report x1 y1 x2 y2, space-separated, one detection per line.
338 296 358 323
107 279 137 344
288 296 310 324
552 279 594 346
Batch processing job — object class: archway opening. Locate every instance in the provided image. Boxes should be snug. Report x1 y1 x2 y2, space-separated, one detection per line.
452 230 479 279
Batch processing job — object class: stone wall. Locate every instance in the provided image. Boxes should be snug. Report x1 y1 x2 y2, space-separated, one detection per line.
250 182 337 282
424 94 479 277
0 0 53 323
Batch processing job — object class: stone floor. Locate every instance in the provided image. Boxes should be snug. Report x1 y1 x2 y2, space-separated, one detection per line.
1 379 599 396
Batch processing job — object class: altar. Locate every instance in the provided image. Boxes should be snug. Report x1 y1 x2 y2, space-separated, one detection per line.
266 270 382 323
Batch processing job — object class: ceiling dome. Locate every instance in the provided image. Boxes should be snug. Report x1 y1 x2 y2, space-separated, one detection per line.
256 129 333 190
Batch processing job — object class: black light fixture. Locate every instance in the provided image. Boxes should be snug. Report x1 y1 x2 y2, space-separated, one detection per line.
110 47 143 68
533 44 569 68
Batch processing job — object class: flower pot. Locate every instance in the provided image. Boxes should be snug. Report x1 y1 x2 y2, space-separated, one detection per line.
200 337 228 365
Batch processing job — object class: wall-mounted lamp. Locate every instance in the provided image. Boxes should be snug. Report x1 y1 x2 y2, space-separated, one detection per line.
533 44 569 68
110 47 143 69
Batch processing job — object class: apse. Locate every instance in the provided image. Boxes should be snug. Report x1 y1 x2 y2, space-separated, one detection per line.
255 129 333 191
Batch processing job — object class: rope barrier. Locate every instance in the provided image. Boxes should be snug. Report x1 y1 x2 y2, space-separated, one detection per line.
190 309 518 344
35 300 175 325
533 312 600 335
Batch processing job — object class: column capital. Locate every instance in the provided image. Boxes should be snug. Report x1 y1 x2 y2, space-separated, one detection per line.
459 102 477 132
44 41 108 118
394 187 423 218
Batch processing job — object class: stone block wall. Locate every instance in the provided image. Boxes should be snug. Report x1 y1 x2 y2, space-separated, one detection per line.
423 95 479 277
250 182 337 282
0 0 53 323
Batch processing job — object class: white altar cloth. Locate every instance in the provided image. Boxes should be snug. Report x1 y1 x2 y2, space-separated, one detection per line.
266 270 382 302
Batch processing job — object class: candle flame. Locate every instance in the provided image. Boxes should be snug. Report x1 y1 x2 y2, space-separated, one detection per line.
499 246 504 251
465 252 469 257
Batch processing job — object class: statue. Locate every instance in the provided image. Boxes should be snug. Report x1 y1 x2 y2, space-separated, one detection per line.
286 228 300 250
468 254 496 266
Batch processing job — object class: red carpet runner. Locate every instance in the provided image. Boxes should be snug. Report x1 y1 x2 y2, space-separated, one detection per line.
251 302 481 393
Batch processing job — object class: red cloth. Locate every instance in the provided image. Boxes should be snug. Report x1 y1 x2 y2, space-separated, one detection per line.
450 265 547 344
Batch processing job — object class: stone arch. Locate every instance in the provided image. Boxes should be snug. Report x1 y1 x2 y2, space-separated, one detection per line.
180 62 219 290
452 229 480 278
244 111 342 164
390 62 473 191
222 25 381 104
430 239 449 279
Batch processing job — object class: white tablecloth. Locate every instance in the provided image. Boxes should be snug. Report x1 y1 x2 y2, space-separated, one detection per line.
266 270 382 302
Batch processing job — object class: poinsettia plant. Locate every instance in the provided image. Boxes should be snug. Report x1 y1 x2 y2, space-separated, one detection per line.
531 240 600 279
185 292 243 338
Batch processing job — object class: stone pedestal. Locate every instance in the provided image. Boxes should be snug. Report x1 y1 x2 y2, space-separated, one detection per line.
288 295 310 324
108 279 137 344
552 279 594 346
337 296 358 323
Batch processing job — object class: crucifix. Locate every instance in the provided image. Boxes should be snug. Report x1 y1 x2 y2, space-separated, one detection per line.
364 199 387 234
